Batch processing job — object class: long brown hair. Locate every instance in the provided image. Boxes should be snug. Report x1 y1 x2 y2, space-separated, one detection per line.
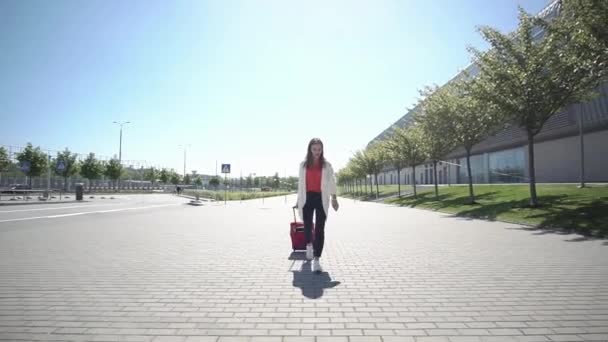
305 138 325 168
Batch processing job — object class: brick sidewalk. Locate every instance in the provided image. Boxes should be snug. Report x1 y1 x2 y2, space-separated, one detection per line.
0 195 606 342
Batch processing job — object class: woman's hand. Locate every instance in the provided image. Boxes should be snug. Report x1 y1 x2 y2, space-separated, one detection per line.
331 196 339 211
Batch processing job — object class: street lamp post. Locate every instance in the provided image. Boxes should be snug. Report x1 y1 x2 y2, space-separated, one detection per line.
113 121 130 191
178 144 191 178
112 121 130 164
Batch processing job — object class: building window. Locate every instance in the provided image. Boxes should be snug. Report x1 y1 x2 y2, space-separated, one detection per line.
489 147 526 183
458 155 486 183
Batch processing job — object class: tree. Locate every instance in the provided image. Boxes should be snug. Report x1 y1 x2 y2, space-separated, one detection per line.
344 167 358 195
80 153 104 192
54 148 80 191
349 153 367 197
559 0 608 60
416 87 458 199
122 166 142 181
15 143 48 187
420 80 504 203
351 151 368 196
183 174 191 185
355 145 385 199
393 126 427 198
170 172 181 186
369 144 387 199
143 167 159 189
159 169 170 184
0 147 9 187
553 0 608 188
104 158 123 190
209 176 220 189
194 176 203 187
286 176 298 191
382 134 408 197
337 167 355 195
470 8 608 206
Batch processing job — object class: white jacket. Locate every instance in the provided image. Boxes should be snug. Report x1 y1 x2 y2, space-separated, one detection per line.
296 160 338 220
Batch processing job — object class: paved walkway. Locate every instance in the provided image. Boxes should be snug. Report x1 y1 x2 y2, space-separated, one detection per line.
0 194 606 342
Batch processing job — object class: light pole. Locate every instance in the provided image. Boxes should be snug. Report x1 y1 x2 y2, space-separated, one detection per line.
178 144 191 178
112 121 130 164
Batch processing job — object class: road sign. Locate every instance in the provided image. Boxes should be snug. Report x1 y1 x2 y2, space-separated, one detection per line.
20 161 30 173
221 164 231 174
57 161 65 172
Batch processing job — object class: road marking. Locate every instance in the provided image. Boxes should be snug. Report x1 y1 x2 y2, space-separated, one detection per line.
47 213 88 218
0 204 120 213
0 204 180 223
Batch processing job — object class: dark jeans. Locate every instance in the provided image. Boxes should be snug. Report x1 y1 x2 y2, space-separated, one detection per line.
303 191 327 258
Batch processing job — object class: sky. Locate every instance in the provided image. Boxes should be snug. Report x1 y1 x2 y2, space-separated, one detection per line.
0 0 550 177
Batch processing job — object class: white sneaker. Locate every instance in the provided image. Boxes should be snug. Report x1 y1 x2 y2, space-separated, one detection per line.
312 258 323 273
306 243 313 261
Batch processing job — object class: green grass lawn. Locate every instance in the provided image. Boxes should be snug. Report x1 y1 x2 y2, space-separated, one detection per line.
383 184 608 237
339 184 432 200
183 189 293 201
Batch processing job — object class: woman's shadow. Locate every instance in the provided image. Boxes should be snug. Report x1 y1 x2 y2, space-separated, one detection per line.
289 252 341 299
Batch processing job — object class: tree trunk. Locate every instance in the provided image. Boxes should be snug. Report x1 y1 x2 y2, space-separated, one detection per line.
527 130 538 207
375 173 379 199
360 178 363 196
433 161 439 199
466 148 475 204
411 165 417 198
64 176 68 192
578 105 585 188
397 167 401 197
88 179 92 193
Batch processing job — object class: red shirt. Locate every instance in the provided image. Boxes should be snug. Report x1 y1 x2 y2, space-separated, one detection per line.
306 162 322 192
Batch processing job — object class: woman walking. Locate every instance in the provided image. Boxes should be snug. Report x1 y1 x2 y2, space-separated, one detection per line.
295 138 339 273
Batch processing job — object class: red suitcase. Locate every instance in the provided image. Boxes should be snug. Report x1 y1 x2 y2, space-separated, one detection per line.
290 207 314 251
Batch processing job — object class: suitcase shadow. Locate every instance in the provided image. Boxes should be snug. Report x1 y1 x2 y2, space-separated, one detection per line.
291 260 341 299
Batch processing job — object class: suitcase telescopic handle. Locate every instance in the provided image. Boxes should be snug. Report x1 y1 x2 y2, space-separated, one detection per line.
292 206 297 223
